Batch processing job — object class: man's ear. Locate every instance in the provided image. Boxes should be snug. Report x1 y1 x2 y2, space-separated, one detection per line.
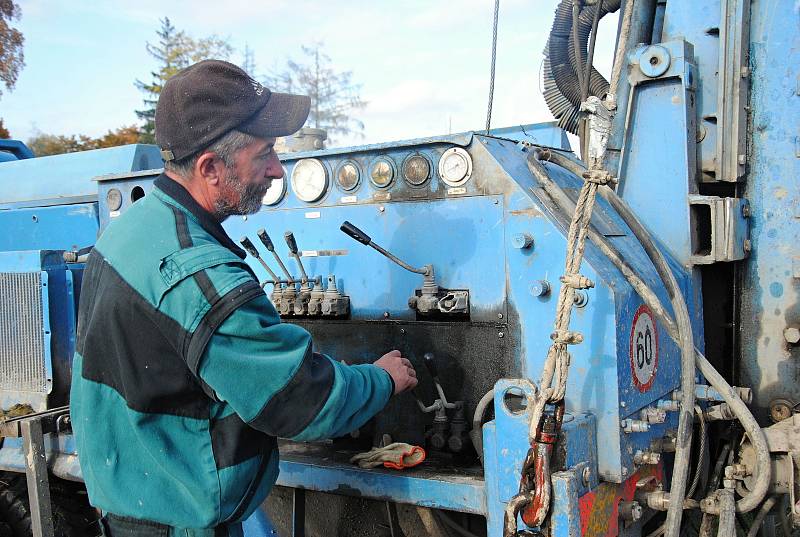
195 152 226 186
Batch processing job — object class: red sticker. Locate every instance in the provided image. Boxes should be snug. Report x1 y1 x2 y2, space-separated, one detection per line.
629 305 658 392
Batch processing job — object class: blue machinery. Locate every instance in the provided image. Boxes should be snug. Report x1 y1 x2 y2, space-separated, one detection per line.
0 0 798 536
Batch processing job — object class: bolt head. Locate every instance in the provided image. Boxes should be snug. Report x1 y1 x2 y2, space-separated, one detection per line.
498 331 505 338
743 239 752 253
784 327 800 344
582 466 591 486
512 233 534 250
530 280 551 297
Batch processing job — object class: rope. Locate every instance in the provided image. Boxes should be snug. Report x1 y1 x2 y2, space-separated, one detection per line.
485 0 500 134
528 157 613 442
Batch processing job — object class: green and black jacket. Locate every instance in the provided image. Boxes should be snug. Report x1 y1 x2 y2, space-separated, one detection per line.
70 174 392 529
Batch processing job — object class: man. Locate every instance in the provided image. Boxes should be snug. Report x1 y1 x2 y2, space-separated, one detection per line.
70 59 417 537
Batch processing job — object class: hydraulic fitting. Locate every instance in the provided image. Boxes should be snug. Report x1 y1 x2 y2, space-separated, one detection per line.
633 450 661 466
640 406 667 424
621 419 650 433
650 435 677 453
307 279 324 316
657 399 680 412
321 275 349 316
430 406 449 451
645 490 670 511
619 501 643 522
447 403 468 453
704 403 735 421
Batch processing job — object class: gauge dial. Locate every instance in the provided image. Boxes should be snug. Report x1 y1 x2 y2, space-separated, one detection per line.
403 154 431 186
106 188 123 211
290 159 329 202
370 158 395 188
336 161 360 191
262 171 287 206
438 147 473 187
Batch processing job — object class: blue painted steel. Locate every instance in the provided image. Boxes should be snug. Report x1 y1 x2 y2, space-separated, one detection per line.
483 379 598 536
0 203 99 252
738 0 800 420
487 122 571 149
276 459 486 515
0 144 161 209
550 468 582 537
0 140 35 161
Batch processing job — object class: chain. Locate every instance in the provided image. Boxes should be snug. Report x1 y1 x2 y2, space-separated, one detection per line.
485 0 500 134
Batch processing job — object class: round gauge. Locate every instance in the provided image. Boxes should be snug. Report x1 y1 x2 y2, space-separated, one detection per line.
336 161 360 191
370 158 395 188
438 147 473 187
290 159 329 202
402 154 431 186
106 188 122 211
262 173 287 206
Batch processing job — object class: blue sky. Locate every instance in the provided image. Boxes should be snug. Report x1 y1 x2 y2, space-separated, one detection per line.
3 1 617 148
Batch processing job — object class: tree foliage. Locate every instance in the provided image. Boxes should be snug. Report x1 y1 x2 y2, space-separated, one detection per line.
26 125 141 157
0 119 9 139
135 17 233 143
265 43 366 141
0 0 24 98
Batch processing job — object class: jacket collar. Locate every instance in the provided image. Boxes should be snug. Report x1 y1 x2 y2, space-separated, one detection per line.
154 173 246 259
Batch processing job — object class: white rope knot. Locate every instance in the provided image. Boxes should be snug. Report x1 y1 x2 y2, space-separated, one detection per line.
550 330 584 345
560 273 595 289
581 170 616 185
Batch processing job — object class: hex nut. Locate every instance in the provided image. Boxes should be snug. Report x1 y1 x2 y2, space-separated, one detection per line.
783 327 800 344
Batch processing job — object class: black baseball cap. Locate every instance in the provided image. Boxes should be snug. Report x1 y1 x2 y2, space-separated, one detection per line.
155 59 311 162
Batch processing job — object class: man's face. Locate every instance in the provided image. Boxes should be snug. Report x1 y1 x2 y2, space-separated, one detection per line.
213 137 283 219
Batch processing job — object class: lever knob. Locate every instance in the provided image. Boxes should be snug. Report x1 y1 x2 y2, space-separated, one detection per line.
256 229 275 252
423 353 439 378
284 231 299 254
239 237 260 258
340 221 371 245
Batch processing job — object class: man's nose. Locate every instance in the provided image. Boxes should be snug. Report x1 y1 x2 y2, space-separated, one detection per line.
265 153 284 179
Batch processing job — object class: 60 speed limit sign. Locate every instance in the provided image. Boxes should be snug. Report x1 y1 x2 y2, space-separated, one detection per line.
629 305 659 392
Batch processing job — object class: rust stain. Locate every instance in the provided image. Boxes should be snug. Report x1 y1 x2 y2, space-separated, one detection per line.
509 208 543 218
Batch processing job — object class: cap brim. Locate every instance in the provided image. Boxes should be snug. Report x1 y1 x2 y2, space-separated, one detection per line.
240 92 311 138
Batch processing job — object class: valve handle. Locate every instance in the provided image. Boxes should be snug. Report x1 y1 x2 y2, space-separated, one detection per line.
340 221 371 245
256 229 275 252
423 353 439 378
239 237 260 258
284 231 299 255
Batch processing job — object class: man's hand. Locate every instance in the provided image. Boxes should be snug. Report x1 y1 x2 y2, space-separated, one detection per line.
374 350 418 394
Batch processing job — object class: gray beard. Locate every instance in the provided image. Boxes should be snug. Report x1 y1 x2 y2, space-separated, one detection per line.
213 170 269 220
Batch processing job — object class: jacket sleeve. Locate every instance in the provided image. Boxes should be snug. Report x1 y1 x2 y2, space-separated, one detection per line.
197 293 393 441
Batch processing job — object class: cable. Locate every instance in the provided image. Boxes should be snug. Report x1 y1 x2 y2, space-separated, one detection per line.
485 0 500 134
687 405 707 499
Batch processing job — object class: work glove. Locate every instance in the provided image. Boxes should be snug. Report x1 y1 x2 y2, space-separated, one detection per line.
349 442 426 470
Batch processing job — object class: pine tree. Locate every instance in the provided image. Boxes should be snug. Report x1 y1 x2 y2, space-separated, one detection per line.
135 17 233 144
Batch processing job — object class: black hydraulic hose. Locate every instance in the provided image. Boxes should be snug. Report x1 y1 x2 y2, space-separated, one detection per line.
529 149 771 517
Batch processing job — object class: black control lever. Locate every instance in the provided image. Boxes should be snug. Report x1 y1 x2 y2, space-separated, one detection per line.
284 231 310 284
239 237 281 284
423 352 439 381
257 229 295 283
340 221 432 277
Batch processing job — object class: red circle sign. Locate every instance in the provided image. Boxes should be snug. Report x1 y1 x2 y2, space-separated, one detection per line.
629 305 659 392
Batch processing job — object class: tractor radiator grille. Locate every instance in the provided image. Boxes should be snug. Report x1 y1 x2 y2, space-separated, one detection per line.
0 272 48 393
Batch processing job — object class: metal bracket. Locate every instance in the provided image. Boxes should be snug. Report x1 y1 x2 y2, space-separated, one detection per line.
716 0 751 182
688 196 751 264
0 406 70 537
